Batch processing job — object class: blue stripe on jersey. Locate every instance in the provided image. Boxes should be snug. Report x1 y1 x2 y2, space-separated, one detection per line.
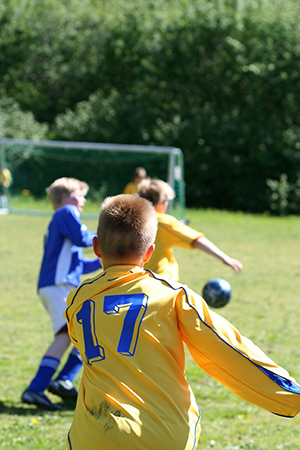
258 367 300 394
67 431 72 449
192 406 201 450
147 270 300 403
145 269 184 290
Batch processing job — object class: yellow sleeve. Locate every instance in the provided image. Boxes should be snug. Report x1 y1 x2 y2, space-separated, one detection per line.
157 213 203 249
176 288 300 417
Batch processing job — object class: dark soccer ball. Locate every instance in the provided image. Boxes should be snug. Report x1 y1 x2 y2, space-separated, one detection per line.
202 278 232 308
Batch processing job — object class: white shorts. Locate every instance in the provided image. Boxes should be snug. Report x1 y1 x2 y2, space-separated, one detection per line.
38 284 75 335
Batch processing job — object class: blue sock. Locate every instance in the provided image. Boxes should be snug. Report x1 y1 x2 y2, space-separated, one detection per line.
29 356 60 393
56 347 82 382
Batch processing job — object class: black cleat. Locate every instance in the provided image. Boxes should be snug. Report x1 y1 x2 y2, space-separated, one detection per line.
48 379 78 400
21 388 62 411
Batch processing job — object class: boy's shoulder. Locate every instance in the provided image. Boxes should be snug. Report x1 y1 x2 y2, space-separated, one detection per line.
53 204 80 220
65 272 103 315
146 269 187 291
157 212 194 233
156 212 179 225
157 213 200 237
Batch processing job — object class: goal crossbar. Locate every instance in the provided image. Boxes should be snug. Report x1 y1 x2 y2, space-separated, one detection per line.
0 138 185 219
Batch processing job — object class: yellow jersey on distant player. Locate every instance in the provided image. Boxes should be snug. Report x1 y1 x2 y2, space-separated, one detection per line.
64 265 300 450
123 182 139 195
144 212 203 280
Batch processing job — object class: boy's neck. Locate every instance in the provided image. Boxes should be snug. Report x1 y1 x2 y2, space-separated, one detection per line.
102 260 144 270
155 201 168 214
101 244 155 271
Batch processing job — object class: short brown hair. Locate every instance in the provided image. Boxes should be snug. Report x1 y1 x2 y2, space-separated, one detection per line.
46 177 89 210
133 167 147 181
138 178 175 207
97 194 157 260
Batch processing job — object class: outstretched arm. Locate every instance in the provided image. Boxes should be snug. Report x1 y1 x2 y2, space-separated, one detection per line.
178 289 300 417
192 236 243 273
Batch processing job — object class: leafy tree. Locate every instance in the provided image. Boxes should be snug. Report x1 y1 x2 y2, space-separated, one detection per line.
0 97 48 139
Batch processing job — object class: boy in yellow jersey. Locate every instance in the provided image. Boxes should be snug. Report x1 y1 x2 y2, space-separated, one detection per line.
0 167 12 209
123 166 147 194
65 194 300 450
138 178 243 281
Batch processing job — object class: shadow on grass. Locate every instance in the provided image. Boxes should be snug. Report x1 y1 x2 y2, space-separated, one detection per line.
0 399 76 415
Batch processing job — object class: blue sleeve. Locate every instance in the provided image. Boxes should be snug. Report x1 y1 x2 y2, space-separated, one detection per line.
82 258 102 274
58 206 95 247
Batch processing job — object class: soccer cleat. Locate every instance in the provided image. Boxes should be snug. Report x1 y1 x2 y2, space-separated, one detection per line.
21 388 62 411
48 379 78 400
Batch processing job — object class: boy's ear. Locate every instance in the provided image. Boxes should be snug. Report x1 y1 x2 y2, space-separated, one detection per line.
156 201 168 214
143 244 155 264
93 236 101 258
60 193 67 205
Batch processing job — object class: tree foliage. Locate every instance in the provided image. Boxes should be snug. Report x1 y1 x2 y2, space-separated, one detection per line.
2 0 300 213
0 97 48 139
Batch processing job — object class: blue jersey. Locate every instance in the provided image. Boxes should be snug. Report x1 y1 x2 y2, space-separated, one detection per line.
38 205 101 289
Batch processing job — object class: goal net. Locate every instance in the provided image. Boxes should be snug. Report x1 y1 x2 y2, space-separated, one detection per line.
0 138 186 219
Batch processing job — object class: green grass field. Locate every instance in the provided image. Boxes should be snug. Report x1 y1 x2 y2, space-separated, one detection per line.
1 205 300 449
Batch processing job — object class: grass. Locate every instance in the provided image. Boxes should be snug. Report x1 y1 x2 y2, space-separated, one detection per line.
1 202 300 449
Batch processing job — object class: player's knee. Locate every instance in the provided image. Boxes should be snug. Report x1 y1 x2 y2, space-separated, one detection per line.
54 329 71 351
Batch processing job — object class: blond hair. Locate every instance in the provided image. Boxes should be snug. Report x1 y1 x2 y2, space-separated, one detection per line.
46 177 89 210
97 194 157 260
138 178 175 207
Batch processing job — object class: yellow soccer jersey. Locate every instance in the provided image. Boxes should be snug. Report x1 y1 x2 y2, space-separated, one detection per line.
123 182 139 195
65 266 300 450
144 212 203 280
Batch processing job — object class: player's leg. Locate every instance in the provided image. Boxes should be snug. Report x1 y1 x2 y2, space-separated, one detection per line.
21 329 70 411
56 346 82 382
39 284 83 399
21 284 73 410
47 330 82 400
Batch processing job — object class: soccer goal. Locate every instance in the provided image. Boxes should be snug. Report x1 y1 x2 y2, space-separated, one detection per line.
0 138 186 219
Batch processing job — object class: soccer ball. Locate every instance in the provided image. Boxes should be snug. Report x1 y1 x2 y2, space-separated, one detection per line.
202 278 232 308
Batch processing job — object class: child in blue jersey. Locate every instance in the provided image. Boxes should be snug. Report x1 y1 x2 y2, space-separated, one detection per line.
21 177 102 411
